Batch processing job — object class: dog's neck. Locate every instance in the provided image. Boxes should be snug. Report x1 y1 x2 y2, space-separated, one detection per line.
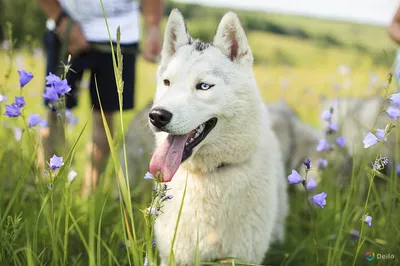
182 160 231 176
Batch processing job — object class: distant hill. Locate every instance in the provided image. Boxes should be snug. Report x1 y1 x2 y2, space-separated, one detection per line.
1 0 397 68
166 1 398 68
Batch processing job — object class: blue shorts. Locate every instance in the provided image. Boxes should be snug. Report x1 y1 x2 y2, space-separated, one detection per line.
43 30 138 112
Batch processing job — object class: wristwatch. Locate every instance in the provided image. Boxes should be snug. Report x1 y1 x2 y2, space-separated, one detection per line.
46 10 67 31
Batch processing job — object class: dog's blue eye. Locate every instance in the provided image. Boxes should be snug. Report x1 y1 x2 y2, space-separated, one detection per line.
196 83 214 90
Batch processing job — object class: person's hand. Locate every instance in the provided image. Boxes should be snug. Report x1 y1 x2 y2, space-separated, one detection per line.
56 16 90 57
143 25 162 63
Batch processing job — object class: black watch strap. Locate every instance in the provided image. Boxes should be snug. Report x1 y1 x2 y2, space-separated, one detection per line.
55 10 67 28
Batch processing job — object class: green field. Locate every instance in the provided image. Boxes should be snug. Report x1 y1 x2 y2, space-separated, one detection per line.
0 3 400 266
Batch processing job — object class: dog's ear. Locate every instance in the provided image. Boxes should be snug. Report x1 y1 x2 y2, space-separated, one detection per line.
161 9 191 64
213 11 253 65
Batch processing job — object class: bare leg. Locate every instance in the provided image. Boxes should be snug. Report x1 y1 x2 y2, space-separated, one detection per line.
39 111 66 179
82 110 114 197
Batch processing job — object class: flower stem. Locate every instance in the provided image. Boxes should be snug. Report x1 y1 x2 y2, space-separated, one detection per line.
48 170 56 264
303 172 320 265
351 171 376 266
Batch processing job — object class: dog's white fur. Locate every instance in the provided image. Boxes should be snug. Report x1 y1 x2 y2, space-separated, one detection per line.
268 101 320 175
150 9 288 265
120 100 320 187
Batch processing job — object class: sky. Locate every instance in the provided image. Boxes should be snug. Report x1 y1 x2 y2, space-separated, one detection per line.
175 0 400 26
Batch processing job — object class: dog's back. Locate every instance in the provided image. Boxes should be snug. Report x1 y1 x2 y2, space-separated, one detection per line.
268 101 320 174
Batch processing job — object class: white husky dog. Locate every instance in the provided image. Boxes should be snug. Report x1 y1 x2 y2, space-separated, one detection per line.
148 9 288 265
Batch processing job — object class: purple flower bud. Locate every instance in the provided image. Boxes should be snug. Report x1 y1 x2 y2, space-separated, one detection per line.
18 70 34 88
49 155 64 170
43 86 59 102
14 96 25 108
303 159 311 170
362 215 372 227
4 103 21 117
0 94 7 103
28 113 41 127
287 169 302 184
386 106 400 120
316 139 330 152
45 72 61 86
53 79 71 95
312 192 327 208
321 110 331 121
390 92 400 107
336 136 345 147
363 132 378 148
306 178 317 191
328 122 338 133
318 158 328 170
144 172 154 180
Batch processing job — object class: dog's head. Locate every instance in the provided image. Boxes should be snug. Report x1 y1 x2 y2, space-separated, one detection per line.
149 9 263 182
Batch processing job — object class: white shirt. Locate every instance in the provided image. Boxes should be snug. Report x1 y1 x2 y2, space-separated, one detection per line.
58 0 140 44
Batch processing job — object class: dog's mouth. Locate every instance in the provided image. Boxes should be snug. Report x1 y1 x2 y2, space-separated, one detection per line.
149 118 218 182
182 118 218 162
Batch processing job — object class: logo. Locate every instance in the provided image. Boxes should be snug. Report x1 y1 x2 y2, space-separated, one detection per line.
365 251 376 261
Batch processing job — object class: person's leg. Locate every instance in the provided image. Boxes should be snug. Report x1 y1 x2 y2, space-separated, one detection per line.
38 111 66 180
39 30 61 178
39 29 88 177
82 44 137 196
39 30 73 176
42 71 83 156
41 111 66 156
82 110 114 196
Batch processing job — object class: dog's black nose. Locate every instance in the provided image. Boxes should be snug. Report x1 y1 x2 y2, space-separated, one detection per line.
149 108 173 129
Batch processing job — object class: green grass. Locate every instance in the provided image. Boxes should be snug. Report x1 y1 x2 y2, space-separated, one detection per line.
0 5 400 266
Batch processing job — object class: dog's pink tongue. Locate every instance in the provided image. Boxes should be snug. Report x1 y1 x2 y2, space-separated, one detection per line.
149 134 190 182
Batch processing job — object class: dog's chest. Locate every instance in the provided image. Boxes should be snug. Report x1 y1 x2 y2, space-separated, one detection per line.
155 173 227 262
154 166 274 265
